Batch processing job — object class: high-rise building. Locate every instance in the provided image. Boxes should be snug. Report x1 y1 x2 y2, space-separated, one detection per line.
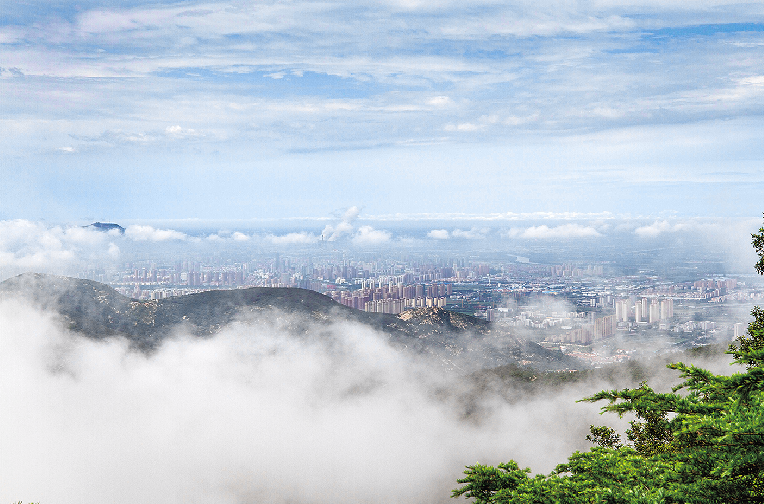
594 315 616 339
649 300 660 324
615 299 630 322
660 298 674 320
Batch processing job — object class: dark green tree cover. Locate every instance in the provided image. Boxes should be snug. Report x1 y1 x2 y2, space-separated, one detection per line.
453 220 764 504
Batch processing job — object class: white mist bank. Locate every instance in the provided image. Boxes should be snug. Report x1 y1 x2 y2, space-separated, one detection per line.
0 298 646 504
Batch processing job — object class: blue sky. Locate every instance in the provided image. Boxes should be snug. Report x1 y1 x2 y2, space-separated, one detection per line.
2 0 764 222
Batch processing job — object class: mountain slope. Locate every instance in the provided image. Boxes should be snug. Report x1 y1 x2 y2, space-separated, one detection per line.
0 273 580 371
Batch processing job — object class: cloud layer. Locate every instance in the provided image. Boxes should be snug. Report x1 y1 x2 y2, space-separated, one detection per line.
0 220 119 273
505 224 602 239
3 2 764 156
3 1 764 219
125 225 188 241
0 216 760 281
0 299 612 504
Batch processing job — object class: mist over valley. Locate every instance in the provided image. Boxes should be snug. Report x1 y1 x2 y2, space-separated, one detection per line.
5 0 764 499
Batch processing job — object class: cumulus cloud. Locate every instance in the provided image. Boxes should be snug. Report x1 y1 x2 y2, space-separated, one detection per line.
125 225 187 241
352 225 392 246
634 220 688 238
202 231 252 243
268 232 319 245
427 229 450 239
0 220 117 274
0 299 613 504
519 224 602 239
452 227 490 239
427 96 452 106
164 125 198 138
321 206 361 241
107 242 120 258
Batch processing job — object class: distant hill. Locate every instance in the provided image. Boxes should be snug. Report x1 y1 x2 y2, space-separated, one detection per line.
0 273 581 372
86 222 125 233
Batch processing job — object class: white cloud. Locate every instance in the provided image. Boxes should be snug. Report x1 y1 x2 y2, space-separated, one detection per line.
164 125 198 139
427 96 451 106
321 221 354 241
125 225 187 242
268 232 318 245
321 206 361 241
352 226 391 246
634 220 678 238
107 242 120 258
0 300 612 504
0 220 117 274
520 224 602 239
427 229 450 239
5 0 764 221
451 227 490 239
232 232 250 241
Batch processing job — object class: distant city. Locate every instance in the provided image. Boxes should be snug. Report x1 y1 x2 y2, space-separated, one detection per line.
74 243 763 365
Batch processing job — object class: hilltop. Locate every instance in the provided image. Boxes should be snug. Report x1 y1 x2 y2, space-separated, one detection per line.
0 273 580 372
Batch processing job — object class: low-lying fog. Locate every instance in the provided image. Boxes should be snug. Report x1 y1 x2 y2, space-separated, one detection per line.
0 298 736 504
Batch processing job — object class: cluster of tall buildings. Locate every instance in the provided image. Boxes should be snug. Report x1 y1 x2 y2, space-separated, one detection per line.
556 315 618 344
614 297 674 324
363 296 447 314
121 264 246 288
326 282 453 314
550 264 604 278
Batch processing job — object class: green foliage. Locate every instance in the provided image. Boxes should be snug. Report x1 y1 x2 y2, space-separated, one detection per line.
454 348 764 503
454 447 673 504
586 425 622 449
452 462 530 504
588 382 675 457
453 215 764 504
729 306 764 368
731 220 764 367
753 217 764 276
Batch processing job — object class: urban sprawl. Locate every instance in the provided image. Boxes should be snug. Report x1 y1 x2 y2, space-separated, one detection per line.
78 253 763 358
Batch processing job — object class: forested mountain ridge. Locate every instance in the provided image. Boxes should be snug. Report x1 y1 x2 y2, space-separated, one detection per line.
0 273 578 372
